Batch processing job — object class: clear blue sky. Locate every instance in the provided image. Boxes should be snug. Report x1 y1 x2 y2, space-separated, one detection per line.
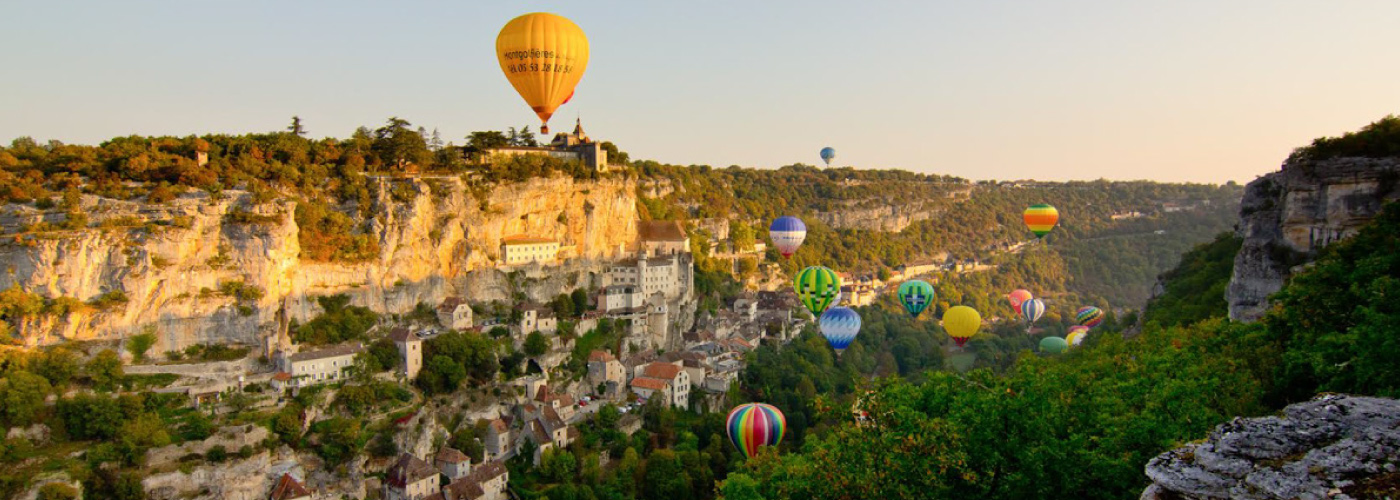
3 1 1397 183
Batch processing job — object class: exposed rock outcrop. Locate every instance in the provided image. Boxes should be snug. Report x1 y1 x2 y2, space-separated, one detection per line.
1141 394 1400 500
1 175 642 349
1227 157 1400 321
813 202 938 232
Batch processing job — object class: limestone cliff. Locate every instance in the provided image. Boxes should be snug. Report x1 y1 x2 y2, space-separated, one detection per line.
0 175 642 350
813 201 939 232
1141 394 1400 500
1227 157 1400 321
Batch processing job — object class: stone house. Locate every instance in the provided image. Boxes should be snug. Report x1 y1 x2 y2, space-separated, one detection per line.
385 453 440 500
435 447 471 482
437 297 474 330
637 362 690 408
587 350 625 389
274 343 364 390
518 304 557 334
484 418 512 461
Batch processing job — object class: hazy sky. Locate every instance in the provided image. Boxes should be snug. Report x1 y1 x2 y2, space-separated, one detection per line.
3 1 1397 183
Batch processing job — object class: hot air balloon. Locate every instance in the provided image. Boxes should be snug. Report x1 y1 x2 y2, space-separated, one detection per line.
820 147 836 167
942 305 981 348
1007 289 1033 309
769 217 807 258
794 266 841 317
1020 298 1045 326
1066 327 1088 347
1023 204 1059 239
495 13 589 135
726 403 786 459
819 306 861 354
897 280 936 318
1040 336 1069 353
1076 306 1105 329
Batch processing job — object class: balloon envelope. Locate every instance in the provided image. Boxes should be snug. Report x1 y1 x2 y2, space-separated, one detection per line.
1040 336 1069 353
496 13 589 134
942 305 981 348
820 147 836 166
1023 204 1059 239
897 280 936 318
1007 289 1033 309
769 217 807 257
794 266 841 317
1021 298 1046 325
820 306 862 353
726 403 786 459
1066 329 1087 347
1076 306 1105 328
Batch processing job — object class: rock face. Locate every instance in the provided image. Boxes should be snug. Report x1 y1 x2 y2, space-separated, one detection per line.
0 175 642 349
1227 157 1400 321
813 202 938 232
1141 394 1400 500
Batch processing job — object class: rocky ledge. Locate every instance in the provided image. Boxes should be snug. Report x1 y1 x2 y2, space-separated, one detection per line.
1141 394 1400 499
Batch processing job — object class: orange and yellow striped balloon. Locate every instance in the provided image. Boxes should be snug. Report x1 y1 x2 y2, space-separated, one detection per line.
495 13 589 135
1023 204 1059 238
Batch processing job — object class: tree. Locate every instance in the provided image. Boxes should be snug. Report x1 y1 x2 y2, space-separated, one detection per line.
731 220 756 252
467 131 510 151
35 348 79 389
288 116 306 137
126 329 158 363
507 126 539 147
182 411 214 441
525 331 550 357
450 430 485 463
372 117 430 171
571 289 590 315
641 449 691 500
418 355 467 394
119 413 171 465
86 349 123 392
719 473 766 500
205 444 228 462
550 293 575 319
369 431 398 458
595 404 621 430
0 370 51 426
540 449 577 482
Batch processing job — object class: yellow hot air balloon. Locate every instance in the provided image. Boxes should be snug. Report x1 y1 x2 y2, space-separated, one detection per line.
495 13 589 135
942 305 982 348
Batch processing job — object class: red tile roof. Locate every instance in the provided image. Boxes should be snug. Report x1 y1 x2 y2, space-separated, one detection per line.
630 377 668 391
270 473 311 500
588 350 616 363
503 235 557 245
638 221 687 242
385 453 436 488
436 446 470 464
272 372 292 381
642 362 683 380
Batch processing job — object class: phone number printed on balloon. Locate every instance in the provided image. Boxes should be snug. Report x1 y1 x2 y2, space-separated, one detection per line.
506 63 575 74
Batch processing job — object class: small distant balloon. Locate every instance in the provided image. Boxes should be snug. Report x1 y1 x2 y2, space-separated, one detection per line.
1023 204 1060 239
794 266 841 317
1020 298 1045 326
1076 306 1105 329
1040 336 1069 353
1007 289 1033 309
727 403 786 459
820 147 836 167
942 305 981 348
820 306 862 355
769 217 807 258
897 280 936 318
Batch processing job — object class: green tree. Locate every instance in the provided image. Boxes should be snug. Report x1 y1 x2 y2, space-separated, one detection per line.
719 473 765 500
85 349 123 392
540 449 578 482
525 331 550 357
418 355 467 394
126 329 158 363
0 370 51 426
288 116 306 137
372 117 431 171
571 289 590 314
551 293 576 319
118 413 171 465
642 449 691 500
34 348 79 389
731 220 756 252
